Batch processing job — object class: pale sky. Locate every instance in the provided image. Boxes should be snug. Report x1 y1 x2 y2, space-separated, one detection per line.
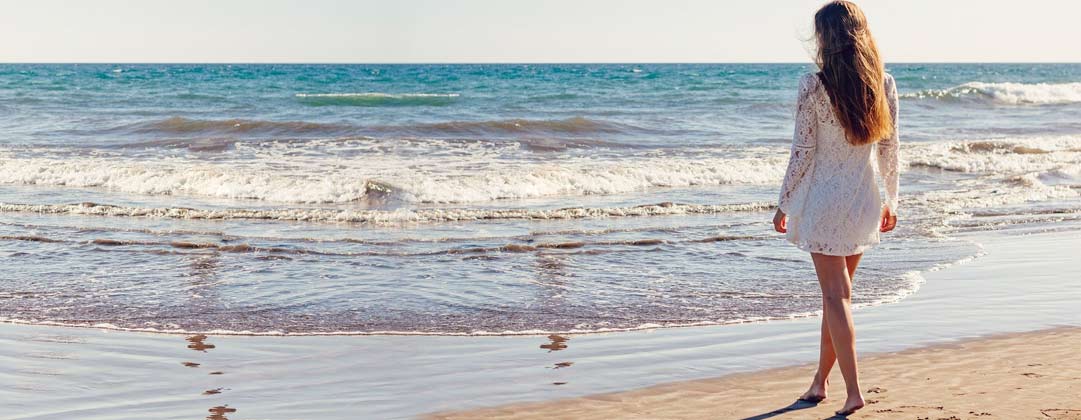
1 0 1079 63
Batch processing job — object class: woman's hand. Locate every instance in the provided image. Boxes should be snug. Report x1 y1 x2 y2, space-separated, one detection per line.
773 209 787 233
880 206 897 232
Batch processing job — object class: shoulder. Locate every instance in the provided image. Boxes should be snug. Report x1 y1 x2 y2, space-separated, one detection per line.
799 72 821 89
798 72 821 97
884 72 896 90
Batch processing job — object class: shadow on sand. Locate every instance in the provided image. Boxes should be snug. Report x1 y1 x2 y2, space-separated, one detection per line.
740 399 830 420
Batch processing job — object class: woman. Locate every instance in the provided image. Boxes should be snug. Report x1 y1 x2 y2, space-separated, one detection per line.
771 1 899 416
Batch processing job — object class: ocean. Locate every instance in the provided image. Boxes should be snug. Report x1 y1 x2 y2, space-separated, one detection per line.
1 63 1079 336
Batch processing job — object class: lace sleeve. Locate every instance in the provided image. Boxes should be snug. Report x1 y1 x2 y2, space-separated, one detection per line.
877 74 900 215
778 74 818 214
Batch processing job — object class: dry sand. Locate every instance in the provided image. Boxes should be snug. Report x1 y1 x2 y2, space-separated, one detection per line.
430 327 1081 419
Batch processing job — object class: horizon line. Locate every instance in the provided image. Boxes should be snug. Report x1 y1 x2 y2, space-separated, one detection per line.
2 61 1080 65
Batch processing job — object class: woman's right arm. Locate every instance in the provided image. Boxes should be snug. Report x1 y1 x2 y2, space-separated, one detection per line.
775 75 818 232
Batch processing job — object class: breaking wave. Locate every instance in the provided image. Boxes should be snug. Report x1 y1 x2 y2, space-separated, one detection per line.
401 116 647 136
903 136 1081 174
84 116 647 140
295 92 459 107
903 81 1081 105
4 136 1079 204
0 154 789 203
110 116 355 137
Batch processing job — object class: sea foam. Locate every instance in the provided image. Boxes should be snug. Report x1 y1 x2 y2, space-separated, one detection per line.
903 135 1081 173
903 81 1081 105
0 201 776 225
3 137 1079 205
0 153 789 204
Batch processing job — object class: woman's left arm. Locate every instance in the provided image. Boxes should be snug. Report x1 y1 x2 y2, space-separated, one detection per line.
877 75 900 217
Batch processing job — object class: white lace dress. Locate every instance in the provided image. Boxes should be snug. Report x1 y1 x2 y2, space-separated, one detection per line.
777 72 900 256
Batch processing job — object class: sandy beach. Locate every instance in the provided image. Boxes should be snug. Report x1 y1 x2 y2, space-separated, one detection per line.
431 327 1081 419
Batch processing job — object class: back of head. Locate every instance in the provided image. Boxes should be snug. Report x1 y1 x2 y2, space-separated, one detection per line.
814 1 893 145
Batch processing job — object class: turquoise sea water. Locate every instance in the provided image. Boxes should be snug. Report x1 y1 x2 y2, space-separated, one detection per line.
1 63 1079 334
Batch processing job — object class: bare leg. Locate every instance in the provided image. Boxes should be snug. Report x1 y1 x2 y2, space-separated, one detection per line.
799 317 835 402
811 253 864 414
800 253 862 402
845 254 862 280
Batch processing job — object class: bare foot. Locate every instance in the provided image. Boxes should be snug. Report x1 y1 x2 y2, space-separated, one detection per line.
835 393 865 416
798 376 828 403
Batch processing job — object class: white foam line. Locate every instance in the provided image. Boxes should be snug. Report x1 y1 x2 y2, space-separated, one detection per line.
903 81 1081 105
0 201 776 225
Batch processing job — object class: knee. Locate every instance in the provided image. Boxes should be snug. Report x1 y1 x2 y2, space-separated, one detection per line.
822 288 852 304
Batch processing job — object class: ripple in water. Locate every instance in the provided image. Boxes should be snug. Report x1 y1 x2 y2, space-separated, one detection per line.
0 212 982 336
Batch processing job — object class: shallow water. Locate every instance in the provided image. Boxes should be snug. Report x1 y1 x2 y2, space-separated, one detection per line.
2 225 1080 420
1 63 1080 335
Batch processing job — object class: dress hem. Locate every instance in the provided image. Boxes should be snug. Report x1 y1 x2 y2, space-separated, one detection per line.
788 238 879 257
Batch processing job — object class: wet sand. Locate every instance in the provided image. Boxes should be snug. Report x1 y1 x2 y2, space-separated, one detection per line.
430 327 1081 419
1 224 1080 419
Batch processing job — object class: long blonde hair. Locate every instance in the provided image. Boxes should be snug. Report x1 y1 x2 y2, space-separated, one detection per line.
814 1 893 145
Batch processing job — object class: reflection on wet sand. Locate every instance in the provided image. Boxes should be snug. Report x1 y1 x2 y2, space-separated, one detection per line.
27 351 74 360
27 335 85 344
540 334 568 352
207 405 236 420
181 255 234 412
186 334 216 352
180 329 232 416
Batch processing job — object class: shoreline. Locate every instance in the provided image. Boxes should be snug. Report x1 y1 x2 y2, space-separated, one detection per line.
2 224 1079 419
429 326 1081 419
418 224 1081 419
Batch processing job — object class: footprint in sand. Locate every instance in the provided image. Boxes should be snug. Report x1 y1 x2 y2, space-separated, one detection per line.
1041 409 1081 420
209 371 224 375
203 388 227 395
899 405 944 410
867 386 886 393
552 362 573 369
183 362 201 368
